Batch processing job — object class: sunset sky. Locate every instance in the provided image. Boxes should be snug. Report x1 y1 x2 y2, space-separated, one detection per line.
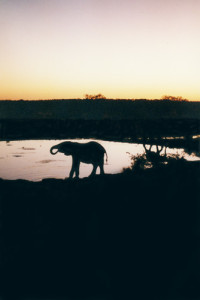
0 0 199 100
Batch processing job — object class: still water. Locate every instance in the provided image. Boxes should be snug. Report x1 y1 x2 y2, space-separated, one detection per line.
0 139 198 181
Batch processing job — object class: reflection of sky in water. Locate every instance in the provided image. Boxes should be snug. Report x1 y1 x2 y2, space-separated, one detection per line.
0 139 198 181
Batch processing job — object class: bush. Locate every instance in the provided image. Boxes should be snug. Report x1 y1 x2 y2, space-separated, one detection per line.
123 152 186 173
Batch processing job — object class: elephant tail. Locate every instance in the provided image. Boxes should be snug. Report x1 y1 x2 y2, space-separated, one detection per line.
50 145 59 155
104 150 108 164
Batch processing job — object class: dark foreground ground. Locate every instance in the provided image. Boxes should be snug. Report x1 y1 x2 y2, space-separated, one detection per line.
0 160 200 300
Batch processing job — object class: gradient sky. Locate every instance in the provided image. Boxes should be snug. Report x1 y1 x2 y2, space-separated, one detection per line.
0 0 199 100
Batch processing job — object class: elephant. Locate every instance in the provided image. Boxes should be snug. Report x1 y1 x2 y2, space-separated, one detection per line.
50 141 108 178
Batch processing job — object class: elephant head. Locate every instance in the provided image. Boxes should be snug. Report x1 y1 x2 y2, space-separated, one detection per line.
50 142 73 156
50 144 59 155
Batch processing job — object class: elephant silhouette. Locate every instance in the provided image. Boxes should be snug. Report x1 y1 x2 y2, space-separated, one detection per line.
50 141 108 178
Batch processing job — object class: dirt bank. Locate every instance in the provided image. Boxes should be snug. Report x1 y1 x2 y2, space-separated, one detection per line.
0 161 199 299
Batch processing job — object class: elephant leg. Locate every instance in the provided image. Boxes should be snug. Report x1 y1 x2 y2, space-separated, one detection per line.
90 164 98 177
69 166 75 178
98 154 105 175
99 162 105 175
70 158 80 178
75 161 80 178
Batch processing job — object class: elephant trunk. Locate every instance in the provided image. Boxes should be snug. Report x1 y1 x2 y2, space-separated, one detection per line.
50 145 59 155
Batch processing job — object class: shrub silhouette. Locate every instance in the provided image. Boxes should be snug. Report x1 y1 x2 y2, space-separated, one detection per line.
124 151 186 173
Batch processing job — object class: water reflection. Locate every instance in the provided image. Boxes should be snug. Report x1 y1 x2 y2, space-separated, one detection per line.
0 139 199 181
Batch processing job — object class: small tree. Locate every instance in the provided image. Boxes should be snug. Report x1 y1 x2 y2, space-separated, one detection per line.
84 94 106 100
161 95 188 101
